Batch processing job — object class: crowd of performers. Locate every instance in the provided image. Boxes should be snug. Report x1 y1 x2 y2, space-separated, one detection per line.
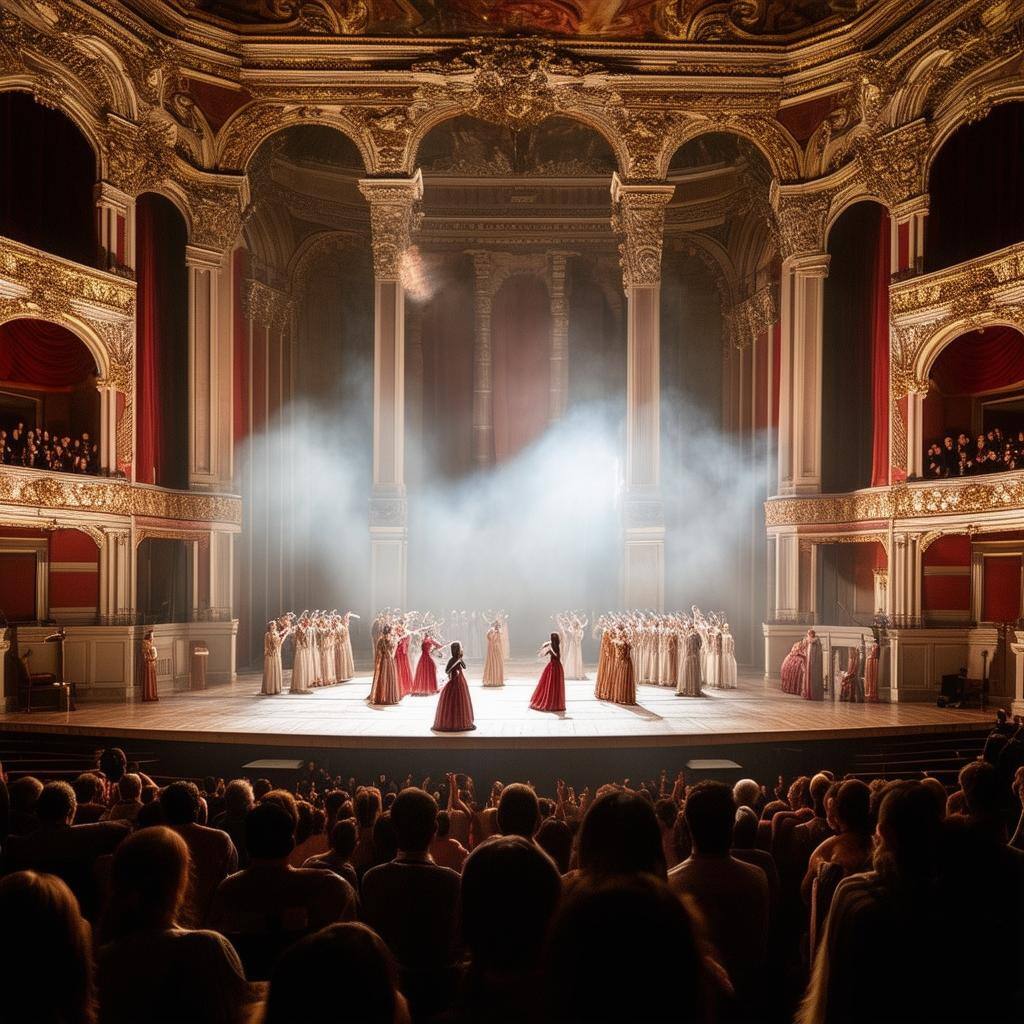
260 605 739 734
261 611 359 696
593 608 738 706
779 628 881 703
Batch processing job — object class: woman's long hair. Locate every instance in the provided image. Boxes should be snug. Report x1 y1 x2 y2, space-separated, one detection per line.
0 871 96 1024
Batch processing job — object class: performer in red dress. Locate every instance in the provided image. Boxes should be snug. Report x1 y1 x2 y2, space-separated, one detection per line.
433 642 475 732
529 632 566 713
780 640 806 695
411 632 442 695
395 628 415 697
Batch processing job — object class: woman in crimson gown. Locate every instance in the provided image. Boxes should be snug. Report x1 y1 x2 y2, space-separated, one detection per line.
395 630 415 697
411 633 442 695
433 642 475 732
779 640 806 695
529 632 565 713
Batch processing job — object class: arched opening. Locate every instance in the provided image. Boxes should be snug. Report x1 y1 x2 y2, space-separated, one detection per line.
926 103 1024 272
0 92 97 266
0 319 99 472
135 192 189 489
136 538 193 623
822 200 890 493
816 540 886 626
922 326 1024 476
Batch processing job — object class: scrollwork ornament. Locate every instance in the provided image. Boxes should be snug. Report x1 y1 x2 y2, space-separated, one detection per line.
611 187 673 288
358 176 423 281
773 191 832 259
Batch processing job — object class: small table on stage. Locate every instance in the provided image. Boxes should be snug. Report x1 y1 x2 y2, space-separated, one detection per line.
190 642 209 691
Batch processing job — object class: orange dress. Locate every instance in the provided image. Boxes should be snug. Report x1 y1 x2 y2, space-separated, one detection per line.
609 636 636 706
141 638 159 702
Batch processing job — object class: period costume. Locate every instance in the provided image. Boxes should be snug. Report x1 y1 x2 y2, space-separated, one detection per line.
864 640 880 703
262 623 284 695
395 633 414 697
780 641 806 695
530 633 566 713
677 627 703 697
337 612 356 681
838 647 863 702
561 615 587 681
369 630 400 705
705 630 724 689
719 625 738 689
141 633 159 702
433 643 475 732
411 635 442 695
594 626 613 700
608 631 637 705
290 621 314 694
801 631 825 701
482 623 505 687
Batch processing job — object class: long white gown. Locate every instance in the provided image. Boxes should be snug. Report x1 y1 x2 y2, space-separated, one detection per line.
563 624 585 681
262 628 283 695
290 626 313 694
705 631 723 689
339 617 355 681
720 630 738 689
482 626 505 687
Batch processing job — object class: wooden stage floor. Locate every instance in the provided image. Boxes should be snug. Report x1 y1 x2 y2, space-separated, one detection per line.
0 661 993 751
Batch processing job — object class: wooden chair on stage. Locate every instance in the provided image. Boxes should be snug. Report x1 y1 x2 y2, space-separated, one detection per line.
15 630 77 712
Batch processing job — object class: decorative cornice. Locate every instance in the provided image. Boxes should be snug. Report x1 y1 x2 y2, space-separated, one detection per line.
0 467 241 526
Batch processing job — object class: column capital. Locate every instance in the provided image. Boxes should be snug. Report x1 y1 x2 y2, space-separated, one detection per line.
610 173 675 288
358 170 424 281
785 251 830 276
892 194 929 222
773 189 831 260
185 243 224 270
94 180 133 212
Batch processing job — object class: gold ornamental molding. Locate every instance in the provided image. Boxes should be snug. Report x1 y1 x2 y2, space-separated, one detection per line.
889 240 1024 396
766 474 1024 529
724 285 779 351
0 467 241 527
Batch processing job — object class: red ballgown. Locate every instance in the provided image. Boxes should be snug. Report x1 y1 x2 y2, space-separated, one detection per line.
780 642 806 695
433 659 475 732
395 634 414 697
530 645 565 713
411 637 441 695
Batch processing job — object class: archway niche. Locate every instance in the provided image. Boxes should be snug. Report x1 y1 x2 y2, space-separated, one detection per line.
0 92 97 266
926 102 1024 273
922 326 1024 476
822 200 890 493
0 318 100 471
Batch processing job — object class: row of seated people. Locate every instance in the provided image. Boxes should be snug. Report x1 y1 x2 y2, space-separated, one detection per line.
0 422 99 474
1 721 1023 1024
925 427 1024 477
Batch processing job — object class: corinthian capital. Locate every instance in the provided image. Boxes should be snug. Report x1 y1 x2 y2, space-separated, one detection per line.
358 170 424 281
610 174 675 288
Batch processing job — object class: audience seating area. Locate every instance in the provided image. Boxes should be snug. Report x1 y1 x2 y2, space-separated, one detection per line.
1 717 1023 1024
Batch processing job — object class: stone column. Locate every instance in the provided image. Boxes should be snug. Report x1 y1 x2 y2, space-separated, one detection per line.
96 380 118 475
98 528 133 624
209 530 234 619
359 171 423 612
186 244 228 491
548 251 571 423
774 530 802 621
889 532 922 627
777 252 830 495
470 251 494 467
891 195 929 277
1009 630 1024 716
405 303 424 466
611 174 675 609
94 181 134 272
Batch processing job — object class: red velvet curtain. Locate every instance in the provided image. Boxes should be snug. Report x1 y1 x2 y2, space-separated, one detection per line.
926 103 1024 273
135 198 162 485
421 275 474 475
983 555 1022 623
492 275 551 462
0 319 96 386
0 93 96 267
0 553 37 622
870 214 892 486
930 327 1024 395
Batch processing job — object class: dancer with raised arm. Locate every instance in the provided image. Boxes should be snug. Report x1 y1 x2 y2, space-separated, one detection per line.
262 620 288 695
530 632 566 713
368 622 400 706
482 619 505 687
433 641 475 732
411 623 444 696
289 615 314 694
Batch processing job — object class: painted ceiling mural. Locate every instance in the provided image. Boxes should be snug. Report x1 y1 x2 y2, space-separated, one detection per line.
185 1 876 40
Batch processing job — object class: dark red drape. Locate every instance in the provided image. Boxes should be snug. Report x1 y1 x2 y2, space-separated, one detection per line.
0 319 96 386
135 198 162 485
0 92 96 266
0 553 37 622
492 275 551 462
135 194 188 488
421 275 474 476
983 556 1022 623
927 102 1024 273
930 326 1024 395
870 214 892 486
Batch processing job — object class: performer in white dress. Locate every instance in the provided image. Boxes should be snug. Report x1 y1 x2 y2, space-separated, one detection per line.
719 623 738 689
482 620 505 687
677 622 703 697
705 627 723 688
289 616 314 694
262 620 287 695
320 614 337 686
558 612 588 681
338 611 357 681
